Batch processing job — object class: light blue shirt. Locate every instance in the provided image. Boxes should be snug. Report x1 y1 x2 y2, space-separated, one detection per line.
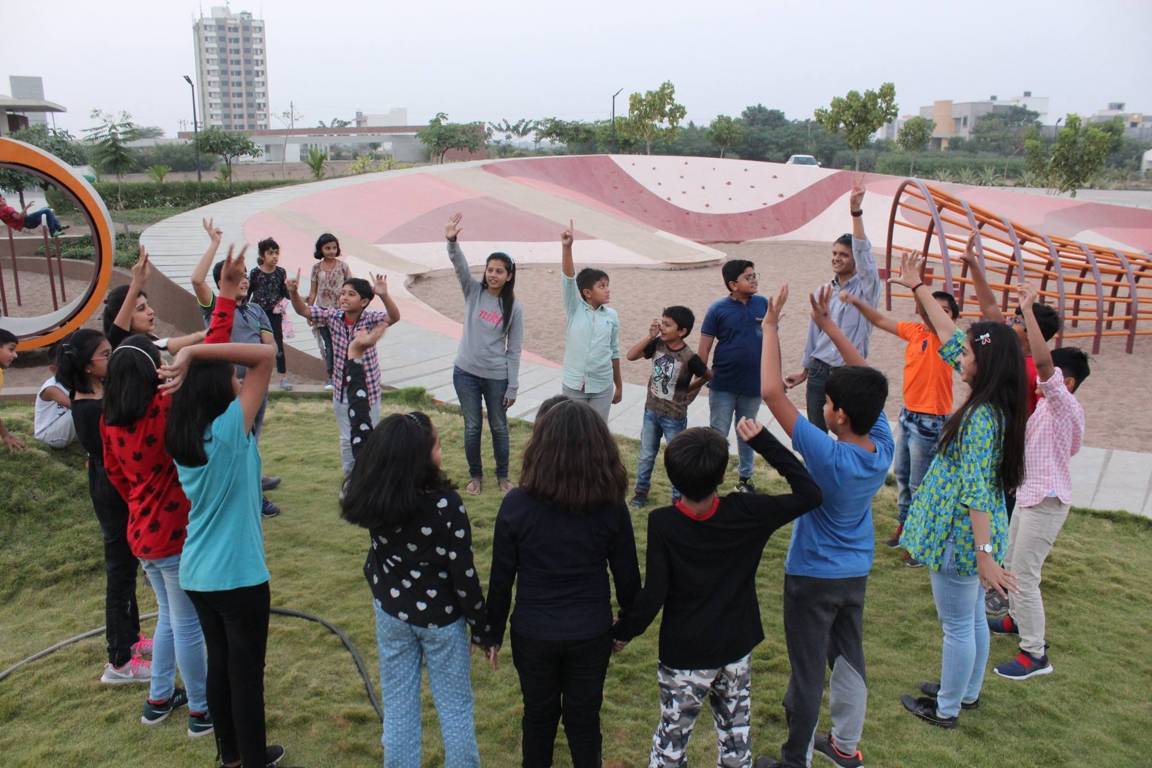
561 274 619 394
177 399 269 591
802 237 882 368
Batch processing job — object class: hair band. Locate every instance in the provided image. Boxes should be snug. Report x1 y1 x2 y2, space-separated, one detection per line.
112 344 158 370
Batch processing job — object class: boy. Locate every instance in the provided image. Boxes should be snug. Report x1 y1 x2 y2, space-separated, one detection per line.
989 283 1088 681
626 306 711 508
613 420 823 768
756 285 893 768
560 220 621 421
698 259 769 492
839 286 959 561
33 354 75 449
0 194 68 237
0 328 25 451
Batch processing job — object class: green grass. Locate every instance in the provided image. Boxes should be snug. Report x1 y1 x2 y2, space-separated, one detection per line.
1 395 1150 767
109 207 190 227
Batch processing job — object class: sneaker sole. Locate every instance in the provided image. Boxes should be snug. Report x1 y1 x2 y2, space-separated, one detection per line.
141 710 173 726
994 664 1053 681
814 747 863 768
100 676 151 685
187 725 215 738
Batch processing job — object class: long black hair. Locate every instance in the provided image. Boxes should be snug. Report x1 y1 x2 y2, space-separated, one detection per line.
484 252 517 335
340 412 453 529
938 321 1027 494
55 329 106 395
314 233 341 260
165 360 237 467
102 285 148 336
104 335 162 426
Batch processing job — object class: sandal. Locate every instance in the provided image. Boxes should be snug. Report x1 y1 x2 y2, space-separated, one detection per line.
498 478 514 494
465 477 482 496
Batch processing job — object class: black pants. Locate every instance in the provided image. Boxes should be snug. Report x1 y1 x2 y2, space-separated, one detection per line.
511 630 613 768
780 575 868 768
805 359 833 432
188 583 271 768
267 311 287 375
317 324 334 378
93 498 140 667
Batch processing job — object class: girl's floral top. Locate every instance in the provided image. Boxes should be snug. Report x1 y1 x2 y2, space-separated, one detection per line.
311 259 351 308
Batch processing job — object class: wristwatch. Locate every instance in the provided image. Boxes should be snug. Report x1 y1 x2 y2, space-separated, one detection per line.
975 542 994 554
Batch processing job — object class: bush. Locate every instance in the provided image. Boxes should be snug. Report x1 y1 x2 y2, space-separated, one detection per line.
39 231 140 268
876 152 1028 181
90 179 295 209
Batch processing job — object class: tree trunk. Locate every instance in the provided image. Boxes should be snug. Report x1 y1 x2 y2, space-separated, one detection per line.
854 150 861 171
720 148 727 159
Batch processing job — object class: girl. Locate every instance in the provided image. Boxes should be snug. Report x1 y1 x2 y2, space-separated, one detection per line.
444 213 524 496
340 322 491 768
486 399 641 768
103 247 203 353
54 328 149 683
248 237 292 391
892 251 1026 728
162 334 283 768
306 233 351 389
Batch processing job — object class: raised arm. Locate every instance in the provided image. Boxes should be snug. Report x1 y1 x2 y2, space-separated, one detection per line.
810 285 868 367
849 173 867 241
444 213 480 299
891 251 957 343
840 290 899 336
159 343 273 432
760 284 801 437
113 246 152 336
1016 282 1053 381
960 231 1005 323
626 320 660 362
560 219 575 278
736 418 823 522
285 268 313 318
370 272 400 325
190 218 223 306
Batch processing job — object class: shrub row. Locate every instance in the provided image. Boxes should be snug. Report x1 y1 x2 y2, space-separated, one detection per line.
91 180 295 209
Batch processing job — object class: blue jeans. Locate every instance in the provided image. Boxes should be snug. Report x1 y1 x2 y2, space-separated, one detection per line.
22 208 62 233
805 359 833 432
635 409 687 500
452 367 510 479
894 408 945 524
929 543 989 719
141 554 208 712
708 389 761 479
374 604 479 768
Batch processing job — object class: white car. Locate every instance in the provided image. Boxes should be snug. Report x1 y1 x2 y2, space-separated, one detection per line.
785 154 820 166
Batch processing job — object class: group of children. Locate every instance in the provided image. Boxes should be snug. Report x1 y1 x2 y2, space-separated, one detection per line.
0 175 1092 768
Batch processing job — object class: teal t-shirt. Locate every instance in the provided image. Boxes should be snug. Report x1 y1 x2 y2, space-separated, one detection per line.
177 399 269 591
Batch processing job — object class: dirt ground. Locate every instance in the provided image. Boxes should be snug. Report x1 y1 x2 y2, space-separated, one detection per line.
410 240 1152 452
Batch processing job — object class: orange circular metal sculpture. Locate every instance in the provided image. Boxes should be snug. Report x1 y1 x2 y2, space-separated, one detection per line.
0 137 115 350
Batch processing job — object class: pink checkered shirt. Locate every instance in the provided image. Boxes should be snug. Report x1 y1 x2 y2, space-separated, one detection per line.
1017 367 1084 508
309 305 390 403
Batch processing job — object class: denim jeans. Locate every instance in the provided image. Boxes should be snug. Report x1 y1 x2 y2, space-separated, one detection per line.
335 396 380 476
805 359 833 432
634 409 687 500
314 324 334 378
929 543 988 718
374 605 479 768
22 208 61 233
452 367 510 479
894 408 945 524
141 554 208 712
708 389 761 479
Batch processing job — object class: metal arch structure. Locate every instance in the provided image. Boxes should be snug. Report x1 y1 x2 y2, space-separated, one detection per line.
885 181 1152 354
0 138 115 351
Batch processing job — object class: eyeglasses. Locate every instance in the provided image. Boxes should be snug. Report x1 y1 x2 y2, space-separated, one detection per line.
1006 315 1025 326
741 273 758 282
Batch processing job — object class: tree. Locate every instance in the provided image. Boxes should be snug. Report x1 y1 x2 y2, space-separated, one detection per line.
0 125 89 207
813 82 898 170
624 81 687 154
148 164 171 183
417 113 488 163
317 118 351 129
707 115 745 158
896 116 935 174
85 110 141 208
195 127 260 188
305 147 328 180
965 106 1040 155
1048 115 1124 197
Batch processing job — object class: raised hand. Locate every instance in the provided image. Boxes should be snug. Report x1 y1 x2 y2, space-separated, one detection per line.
370 272 389 297
202 217 222 244
763 283 789 328
218 244 249 298
560 219 574 248
809 284 834 327
445 212 463 241
157 347 193 396
1016 281 1038 311
286 267 301 294
849 174 866 211
888 250 926 290
960 231 980 267
130 245 152 286
735 417 764 443
648 318 661 338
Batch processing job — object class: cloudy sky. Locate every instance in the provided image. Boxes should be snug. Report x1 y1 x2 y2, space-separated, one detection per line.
2 0 1150 136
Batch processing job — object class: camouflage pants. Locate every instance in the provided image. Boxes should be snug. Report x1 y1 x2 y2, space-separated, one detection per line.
649 654 752 768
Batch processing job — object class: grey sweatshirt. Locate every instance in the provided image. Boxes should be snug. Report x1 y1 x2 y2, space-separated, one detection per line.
448 240 524 399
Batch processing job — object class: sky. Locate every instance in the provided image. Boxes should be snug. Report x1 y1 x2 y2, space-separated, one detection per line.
2 0 1150 137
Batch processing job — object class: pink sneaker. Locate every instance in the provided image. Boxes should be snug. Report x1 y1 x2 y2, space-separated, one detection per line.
100 657 152 684
132 634 153 657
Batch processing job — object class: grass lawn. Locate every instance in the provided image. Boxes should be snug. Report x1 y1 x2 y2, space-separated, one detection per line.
109 207 190 227
1 394 1149 767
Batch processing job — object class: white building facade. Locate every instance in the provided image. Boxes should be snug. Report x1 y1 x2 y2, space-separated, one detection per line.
192 7 270 131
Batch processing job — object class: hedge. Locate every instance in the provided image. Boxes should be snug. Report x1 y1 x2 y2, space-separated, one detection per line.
91 180 296 210
875 153 1029 179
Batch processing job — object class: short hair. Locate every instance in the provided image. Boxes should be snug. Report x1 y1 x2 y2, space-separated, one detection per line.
536 394 569 422
1051 347 1090 392
824 366 889 436
257 237 279 265
664 428 729 502
576 267 609 296
834 233 853 248
662 305 695 337
343 277 373 301
0 328 16 346
1015 302 1061 341
931 290 961 319
721 259 754 290
314 232 341 260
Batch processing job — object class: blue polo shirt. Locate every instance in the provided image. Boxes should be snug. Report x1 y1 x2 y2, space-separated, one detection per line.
701 294 769 397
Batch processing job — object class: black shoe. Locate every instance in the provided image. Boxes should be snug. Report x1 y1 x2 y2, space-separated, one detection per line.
813 732 863 767
918 681 980 710
218 745 284 768
885 523 903 548
901 693 958 728
261 475 281 491
629 493 649 509
261 497 281 519
752 757 783 768
735 477 756 494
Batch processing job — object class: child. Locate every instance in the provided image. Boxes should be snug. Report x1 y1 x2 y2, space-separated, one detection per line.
103 246 204 353
54 328 150 682
33 358 76 449
248 237 293 391
989 283 1089 681
838 286 960 558
697 259 768 493
614 421 822 768
287 269 399 476
444 212 524 496
559 220 621 421
161 336 285 768
891 251 1026 729
754 285 893 768
625 305 710 508
0 194 68 237
486 400 640 768
0 328 23 451
341 322 492 768
307 232 351 389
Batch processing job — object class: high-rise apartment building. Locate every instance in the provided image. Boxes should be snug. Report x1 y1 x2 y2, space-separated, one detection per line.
192 7 269 131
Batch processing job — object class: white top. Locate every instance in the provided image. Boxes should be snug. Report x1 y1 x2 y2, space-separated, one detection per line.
34 376 70 435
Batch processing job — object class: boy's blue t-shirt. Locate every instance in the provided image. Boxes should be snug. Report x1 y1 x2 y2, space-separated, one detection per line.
785 414 894 578
177 399 269 591
700 295 769 397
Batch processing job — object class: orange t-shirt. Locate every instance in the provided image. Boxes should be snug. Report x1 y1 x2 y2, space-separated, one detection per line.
897 322 953 416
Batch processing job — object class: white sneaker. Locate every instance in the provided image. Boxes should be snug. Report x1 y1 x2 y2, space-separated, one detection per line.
323 382 334 391
100 657 152 684
279 378 294 391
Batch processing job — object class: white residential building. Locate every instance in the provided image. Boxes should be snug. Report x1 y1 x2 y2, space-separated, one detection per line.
192 7 269 131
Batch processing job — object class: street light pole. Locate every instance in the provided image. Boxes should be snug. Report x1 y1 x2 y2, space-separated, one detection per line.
611 88 623 154
183 75 202 186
